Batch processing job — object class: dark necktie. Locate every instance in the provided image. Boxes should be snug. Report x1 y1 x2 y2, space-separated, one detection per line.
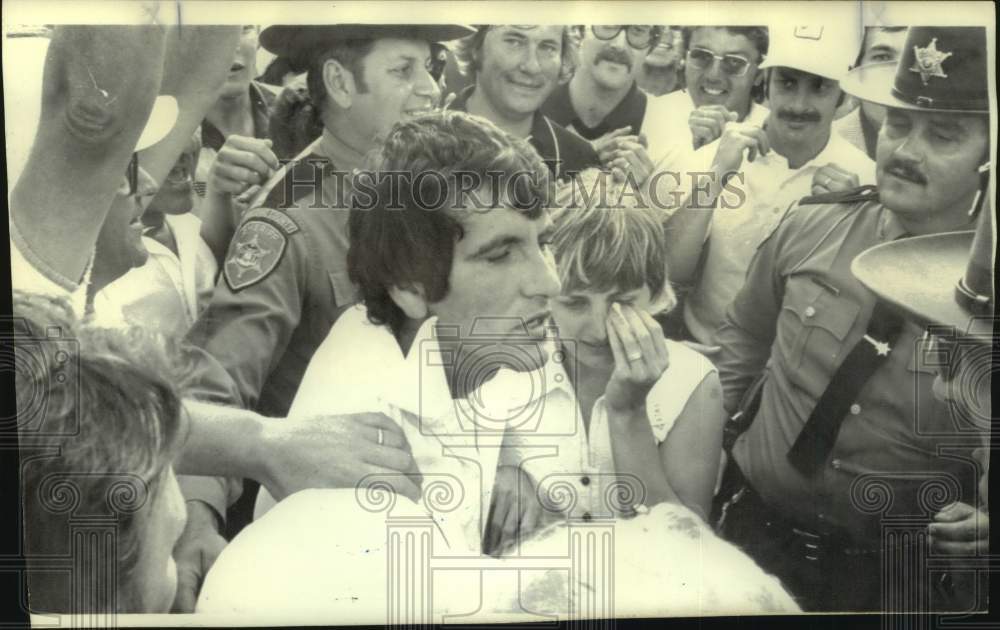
787 298 905 477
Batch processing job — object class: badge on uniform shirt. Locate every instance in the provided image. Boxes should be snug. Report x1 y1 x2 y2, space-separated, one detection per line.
224 209 298 291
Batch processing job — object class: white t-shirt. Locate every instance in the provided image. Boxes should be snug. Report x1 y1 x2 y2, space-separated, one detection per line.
10 220 90 318
95 213 217 339
483 340 717 519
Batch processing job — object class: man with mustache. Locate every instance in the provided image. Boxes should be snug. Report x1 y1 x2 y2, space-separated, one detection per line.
541 25 673 184
176 24 475 597
449 25 599 181
711 26 990 611
833 26 909 159
664 21 874 346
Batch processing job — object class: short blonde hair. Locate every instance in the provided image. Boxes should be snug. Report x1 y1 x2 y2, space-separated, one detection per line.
550 169 676 312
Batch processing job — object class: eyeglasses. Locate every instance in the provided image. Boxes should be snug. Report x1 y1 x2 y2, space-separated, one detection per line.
127 153 139 197
686 47 753 77
591 25 658 50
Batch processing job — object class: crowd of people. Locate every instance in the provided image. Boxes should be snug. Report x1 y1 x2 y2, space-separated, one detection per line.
6 10 993 620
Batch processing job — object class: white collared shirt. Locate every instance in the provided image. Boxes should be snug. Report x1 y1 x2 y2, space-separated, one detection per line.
94 213 217 338
482 340 716 520
682 131 876 344
254 305 504 555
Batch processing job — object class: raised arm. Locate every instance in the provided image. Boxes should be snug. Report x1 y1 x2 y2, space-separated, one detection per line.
10 25 167 283
663 123 770 285
137 26 241 188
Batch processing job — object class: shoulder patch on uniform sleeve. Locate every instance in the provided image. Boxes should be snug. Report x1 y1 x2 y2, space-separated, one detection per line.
223 219 290 292
798 184 880 206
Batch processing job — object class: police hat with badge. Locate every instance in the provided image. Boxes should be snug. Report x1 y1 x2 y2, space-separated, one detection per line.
260 24 475 73
841 26 991 214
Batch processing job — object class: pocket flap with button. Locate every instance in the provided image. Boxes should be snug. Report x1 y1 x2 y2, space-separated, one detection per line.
782 277 862 398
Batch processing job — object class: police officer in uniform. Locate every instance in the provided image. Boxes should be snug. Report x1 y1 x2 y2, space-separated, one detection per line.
182 24 474 538
711 26 990 611
853 186 993 613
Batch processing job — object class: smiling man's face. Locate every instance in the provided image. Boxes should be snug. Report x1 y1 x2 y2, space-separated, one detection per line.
476 26 564 121
685 27 761 115
347 38 441 145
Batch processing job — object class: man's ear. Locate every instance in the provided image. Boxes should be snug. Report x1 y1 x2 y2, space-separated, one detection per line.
323 57 356 109
389 283 429 320
754 68 768 103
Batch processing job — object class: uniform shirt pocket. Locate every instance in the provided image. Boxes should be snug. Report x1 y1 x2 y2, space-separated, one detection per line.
780 277 862 399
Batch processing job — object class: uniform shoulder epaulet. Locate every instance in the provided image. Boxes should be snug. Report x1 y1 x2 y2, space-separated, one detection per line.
223 207 300 292
797 184 879 207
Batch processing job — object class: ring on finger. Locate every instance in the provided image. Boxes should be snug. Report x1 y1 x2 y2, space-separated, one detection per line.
627 351 643 362
376 427 385 446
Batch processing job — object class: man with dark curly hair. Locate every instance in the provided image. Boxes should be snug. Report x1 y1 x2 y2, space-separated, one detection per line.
252 110 561 551
449 25 599 181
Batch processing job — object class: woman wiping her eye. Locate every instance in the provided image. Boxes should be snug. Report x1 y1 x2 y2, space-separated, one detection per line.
485 169 727 551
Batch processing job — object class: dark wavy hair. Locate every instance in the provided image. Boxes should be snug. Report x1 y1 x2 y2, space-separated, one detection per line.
14 291 189 613
268 83 322 160
347 110 552 335
453 25 580 84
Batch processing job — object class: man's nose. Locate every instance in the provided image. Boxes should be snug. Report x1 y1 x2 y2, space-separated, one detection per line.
519 44 542 74
891 128 927 164
414 66 439 99
526 247 562 301
785 86 813 111
704 57 726 81
135 165 159 198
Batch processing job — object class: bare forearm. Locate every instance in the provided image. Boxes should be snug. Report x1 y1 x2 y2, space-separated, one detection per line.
139 26 240 186
607 407 678 511
663 200 716 285
198 191 238 265
176 399 266 482
10 25 168 281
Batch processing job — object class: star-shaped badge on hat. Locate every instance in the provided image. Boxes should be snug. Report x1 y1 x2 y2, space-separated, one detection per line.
910 37 953 85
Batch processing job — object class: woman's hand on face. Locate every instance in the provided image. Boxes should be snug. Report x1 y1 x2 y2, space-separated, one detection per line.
604 303 670 414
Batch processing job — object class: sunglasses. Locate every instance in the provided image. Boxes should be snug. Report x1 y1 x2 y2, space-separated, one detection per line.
686 47 753 77
127 153 140 197
591 25 658 50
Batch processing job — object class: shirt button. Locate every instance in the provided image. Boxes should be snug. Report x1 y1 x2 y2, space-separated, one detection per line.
582 512 593 522
805 306 816 318
580 476 591 486
850 403 862 415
